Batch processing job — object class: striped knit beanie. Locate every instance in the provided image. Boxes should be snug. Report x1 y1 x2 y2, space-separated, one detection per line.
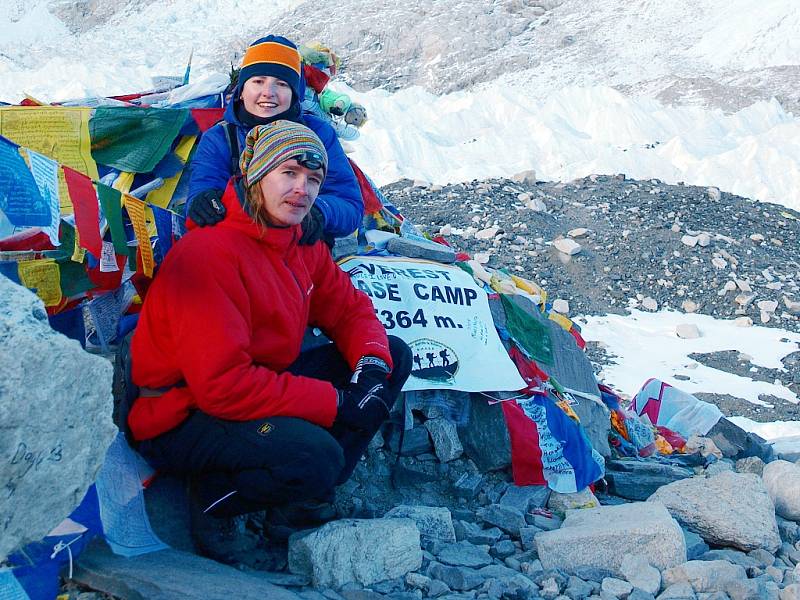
238 36 302 100
240 121 328 187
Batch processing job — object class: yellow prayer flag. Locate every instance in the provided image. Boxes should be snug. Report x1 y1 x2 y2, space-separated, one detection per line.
0 107 99 213
124 194 155 278
113 171 135 194
145 135 197 209
548 311 574 332
511 274 547 305
18 259 62 306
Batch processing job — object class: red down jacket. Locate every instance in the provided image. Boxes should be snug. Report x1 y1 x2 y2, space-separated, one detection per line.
128 181 391 441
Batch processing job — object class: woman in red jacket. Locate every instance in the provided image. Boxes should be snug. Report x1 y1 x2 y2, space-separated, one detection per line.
129 120 411 563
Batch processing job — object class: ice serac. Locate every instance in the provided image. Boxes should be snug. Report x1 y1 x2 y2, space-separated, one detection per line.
0 278 117 561
287 518 422 588
648 471 780 552
534 501 686 576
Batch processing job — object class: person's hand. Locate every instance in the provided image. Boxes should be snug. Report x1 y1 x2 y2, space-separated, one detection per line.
334 356 391 432
299 205 325 246
188 189 226 226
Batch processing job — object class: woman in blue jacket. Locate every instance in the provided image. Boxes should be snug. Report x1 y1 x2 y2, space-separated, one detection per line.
187 35 363 242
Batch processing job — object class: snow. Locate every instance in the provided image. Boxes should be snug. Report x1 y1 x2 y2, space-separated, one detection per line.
344 84 800 211
727 416 800 454
577 309 800 405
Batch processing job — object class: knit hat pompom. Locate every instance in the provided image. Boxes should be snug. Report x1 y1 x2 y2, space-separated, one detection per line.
240 121 328 187
238 35 302 100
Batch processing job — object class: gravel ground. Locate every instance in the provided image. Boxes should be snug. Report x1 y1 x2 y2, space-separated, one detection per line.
387 174 800 420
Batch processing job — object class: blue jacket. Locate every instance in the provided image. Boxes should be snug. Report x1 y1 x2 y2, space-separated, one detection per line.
188 102 363 237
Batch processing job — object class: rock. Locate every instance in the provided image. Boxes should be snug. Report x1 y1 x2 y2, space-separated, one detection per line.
547 488 600 516
657 582 696 599
649 471 780 552
384 506 456 543
73 540 300 600
499 485 551 513
750 234 765 242
552 299 570 314
424 419 463 463
706 418 774 462
682 529 709 560
707 187 722 201
697 233 711 247
628 590 656 600
332 236 359 260
466 526 502 545
762 461 800 521
426 563 483 591
568 228 590 238
757 300 779 313
386 237 456 264
535 502 686 576
605 461 693 501
475 226 500 240
681 300 699 313
458 395 511 471
662 560 746 593
477 504 526 537
784 296 800 315
711 257 727 269
532 513 563 531
526 197 548 212
554 238 582 256
452 472 483 499
782 584 800 600
642 297 658 311
0 279 117 561
387 426 433 456
288 519 422 588
675 324 701 339
601 577 633 598
734 316 753 327
620 554 661 595
681 235 699 248
491 539 517 559
512 169 537 185
435 541 493 568
735 457 765 476
519 526 541 551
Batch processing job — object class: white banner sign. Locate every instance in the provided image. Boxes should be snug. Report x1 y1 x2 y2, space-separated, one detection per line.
340 256 525 392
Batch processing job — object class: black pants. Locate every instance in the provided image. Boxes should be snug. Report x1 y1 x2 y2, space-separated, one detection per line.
138 335 411 517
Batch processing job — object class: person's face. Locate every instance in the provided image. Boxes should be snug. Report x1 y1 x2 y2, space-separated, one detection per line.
256 159 324 226
241 76 292 118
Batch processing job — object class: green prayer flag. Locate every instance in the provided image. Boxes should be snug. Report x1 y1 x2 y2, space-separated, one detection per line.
500 294 554 365
98 184 128 254
90 107 189 172
57 258 95 297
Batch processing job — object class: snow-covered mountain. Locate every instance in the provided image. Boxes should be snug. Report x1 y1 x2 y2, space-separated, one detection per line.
1 0 800 209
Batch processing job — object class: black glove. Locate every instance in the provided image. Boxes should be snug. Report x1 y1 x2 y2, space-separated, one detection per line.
334 357 392 432
299 205 325 246
188 189 226 226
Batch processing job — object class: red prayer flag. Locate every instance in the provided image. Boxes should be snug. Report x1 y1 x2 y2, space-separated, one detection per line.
191 108 225 132
63 166 103 258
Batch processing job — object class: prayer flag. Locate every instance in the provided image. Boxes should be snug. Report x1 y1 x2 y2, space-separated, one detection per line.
26 149 61 245
90 107 189 173
97 184 127 254
18 258 62 306
63 166 102 258
123 195 155 277
0 136 49 227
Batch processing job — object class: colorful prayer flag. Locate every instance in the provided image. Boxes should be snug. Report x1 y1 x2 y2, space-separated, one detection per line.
18 258 62 306
63 167 102 258
123 195 155 278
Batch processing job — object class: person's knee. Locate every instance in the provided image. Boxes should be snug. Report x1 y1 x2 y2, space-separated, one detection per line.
387 335 412 385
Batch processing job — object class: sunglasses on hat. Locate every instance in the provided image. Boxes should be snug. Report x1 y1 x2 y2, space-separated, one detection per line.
293 151 325 171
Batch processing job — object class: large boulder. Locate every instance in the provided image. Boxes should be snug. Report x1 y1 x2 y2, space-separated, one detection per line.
648 471 780 552
762 460 800 521
288 518 422 588
0 279 116 561
706 417 774 461
534 501 686 576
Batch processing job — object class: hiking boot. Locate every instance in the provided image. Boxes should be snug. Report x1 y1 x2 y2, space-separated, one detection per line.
188 487 259 564
263 499 337 542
